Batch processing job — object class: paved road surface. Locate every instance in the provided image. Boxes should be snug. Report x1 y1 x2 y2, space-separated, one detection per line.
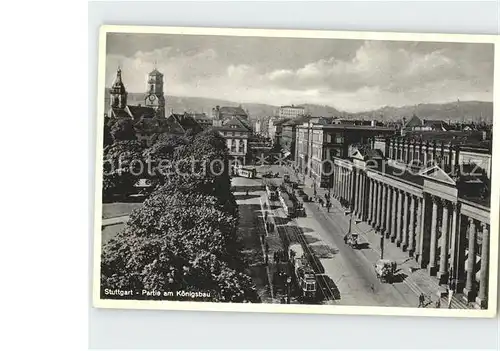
250 165 420 307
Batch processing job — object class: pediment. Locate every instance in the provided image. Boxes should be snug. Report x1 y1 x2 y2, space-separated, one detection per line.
419 165 456 186
351 149 364 160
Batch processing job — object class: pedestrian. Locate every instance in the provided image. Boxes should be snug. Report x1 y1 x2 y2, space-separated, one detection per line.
343 234 348 244
435 299 441 309
418 293 425 308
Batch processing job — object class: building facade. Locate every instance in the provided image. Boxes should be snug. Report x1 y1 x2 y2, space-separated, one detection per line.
279 105 305 119
296 122 396 187
327 148 491 309
214 117 251 165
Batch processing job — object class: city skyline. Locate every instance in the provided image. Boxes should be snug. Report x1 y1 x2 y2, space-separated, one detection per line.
106 33 494 112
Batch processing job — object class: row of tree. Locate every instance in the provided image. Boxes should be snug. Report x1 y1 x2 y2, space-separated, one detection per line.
101 128 259 302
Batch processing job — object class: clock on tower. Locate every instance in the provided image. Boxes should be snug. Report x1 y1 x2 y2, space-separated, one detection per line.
144 66 166 118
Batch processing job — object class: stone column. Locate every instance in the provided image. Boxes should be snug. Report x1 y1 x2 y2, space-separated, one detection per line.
428 195 439 275
448 203 460 290
464 218 477 302
396 190 403 246
402 192 409 251
438 199 450 284
350 171 354 205
384 185 391 236
363 175 368 220
417 195 428 267
390 188 398 242
342 169 346 200
413 197 422 257
374 181 379 225
354 171 360 215
338 168 342 199
476 223 489 308
360 175 365 219
407 195 416 255
369 180 375 225
367 179 373 223
378 183 384 230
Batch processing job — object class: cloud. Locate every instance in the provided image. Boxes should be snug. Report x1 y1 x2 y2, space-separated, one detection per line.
105 39 493 112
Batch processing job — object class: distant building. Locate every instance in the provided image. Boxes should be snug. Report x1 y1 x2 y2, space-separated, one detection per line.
267 117 290 145
278 105 305 119
211 105 249 120
254 119 262 135
402 115 450 135
280 115 311 161
213 116 252 165
186 112 212 130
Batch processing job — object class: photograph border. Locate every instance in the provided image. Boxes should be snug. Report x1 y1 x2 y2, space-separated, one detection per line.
92 24 500 318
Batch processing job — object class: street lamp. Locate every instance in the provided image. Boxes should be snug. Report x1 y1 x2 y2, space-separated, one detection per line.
286 276 292 304
377 225 384 259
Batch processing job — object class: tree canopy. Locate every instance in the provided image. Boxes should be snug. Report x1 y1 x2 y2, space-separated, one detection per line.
101 129 257 302
110 118 137 142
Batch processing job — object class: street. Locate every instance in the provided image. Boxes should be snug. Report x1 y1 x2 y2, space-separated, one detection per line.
233 164 442 307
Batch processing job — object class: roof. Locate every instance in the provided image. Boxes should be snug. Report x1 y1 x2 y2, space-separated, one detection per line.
280 105 304 109
309 124 396 132
218 106 248 119
423 120 450 131
167 113 203 134
273 118 291 126
217 116 252 132
149 68 163 76
358 148 385 159
185 112 208 120
127 105 156 119
403 115 422 129
108 107 132 119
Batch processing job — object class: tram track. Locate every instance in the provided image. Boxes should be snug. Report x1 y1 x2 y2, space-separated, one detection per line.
270 199 340 304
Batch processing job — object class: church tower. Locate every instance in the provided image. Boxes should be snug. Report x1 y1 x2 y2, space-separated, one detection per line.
110 66 128 109
144 64 166 118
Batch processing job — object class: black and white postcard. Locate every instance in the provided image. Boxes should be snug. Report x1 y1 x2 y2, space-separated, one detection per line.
93 25 499 317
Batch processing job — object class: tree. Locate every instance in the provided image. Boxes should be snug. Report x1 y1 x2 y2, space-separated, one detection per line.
102 140 145 200
101 188 258 302
111 118 137 142
103 121 114 147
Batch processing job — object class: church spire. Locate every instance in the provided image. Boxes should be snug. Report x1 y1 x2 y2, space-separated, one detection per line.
110 66 127 109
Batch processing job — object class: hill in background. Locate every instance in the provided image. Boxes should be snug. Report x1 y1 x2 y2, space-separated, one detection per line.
104 89 492 123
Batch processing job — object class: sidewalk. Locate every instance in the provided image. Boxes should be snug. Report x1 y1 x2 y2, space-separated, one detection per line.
102 215 129 226
296 171 472 309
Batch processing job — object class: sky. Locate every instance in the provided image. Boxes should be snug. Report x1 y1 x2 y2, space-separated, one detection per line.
105 32 494 112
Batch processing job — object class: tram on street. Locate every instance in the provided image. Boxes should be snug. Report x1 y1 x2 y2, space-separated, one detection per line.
234 165 257 179
279 191 296 218
289 243 317 300
266 184 279 201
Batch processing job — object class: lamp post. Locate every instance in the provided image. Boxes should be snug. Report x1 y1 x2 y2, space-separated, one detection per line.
378 225 384 259
286 276 292 304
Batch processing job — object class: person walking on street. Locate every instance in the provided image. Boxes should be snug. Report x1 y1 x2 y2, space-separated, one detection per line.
418 293 425 308
435 299 441 309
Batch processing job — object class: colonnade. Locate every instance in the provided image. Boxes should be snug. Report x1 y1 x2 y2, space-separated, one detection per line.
329 160 491 308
